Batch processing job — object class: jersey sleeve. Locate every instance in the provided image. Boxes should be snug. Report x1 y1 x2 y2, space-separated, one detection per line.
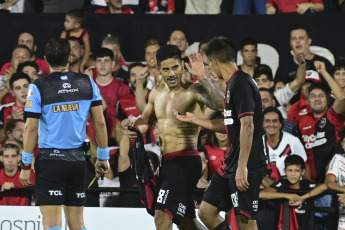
292 135 308 162
232 77 255 119
271 179 289 192
24 83 41 119
89 76 102 107
326 154 340 180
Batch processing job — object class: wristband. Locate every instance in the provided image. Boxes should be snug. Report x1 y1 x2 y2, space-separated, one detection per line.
22 151 34 164
97 147 109 160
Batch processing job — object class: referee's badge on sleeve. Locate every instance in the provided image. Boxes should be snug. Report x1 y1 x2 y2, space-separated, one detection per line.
25 100 32 108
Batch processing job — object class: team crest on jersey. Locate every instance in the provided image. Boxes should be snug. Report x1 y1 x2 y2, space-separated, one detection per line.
226 90 230 103
25 100 32 108
319 118 326 128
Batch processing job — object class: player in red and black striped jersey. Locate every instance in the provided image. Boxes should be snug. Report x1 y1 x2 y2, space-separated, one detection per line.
298 61 345 183
185 37 266 230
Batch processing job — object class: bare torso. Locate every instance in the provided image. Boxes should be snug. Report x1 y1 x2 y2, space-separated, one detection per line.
152 83 204 154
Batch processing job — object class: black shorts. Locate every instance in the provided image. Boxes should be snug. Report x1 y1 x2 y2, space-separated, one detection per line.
155 150 202 225
203 171 264 219
34 148 87 206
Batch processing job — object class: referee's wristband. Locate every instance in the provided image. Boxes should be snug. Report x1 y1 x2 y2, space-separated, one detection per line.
97 147 109 160
22 151 34 164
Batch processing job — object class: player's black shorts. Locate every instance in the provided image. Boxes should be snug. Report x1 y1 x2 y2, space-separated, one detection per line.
155 150 202 225
34 148 87 206
203 171 264 219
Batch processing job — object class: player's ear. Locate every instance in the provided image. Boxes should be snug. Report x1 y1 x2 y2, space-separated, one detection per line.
301 169 305 176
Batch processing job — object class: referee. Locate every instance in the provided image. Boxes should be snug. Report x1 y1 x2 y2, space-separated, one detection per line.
20 38 109 230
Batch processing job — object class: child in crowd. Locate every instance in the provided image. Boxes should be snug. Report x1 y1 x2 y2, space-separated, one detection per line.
260 155 327 230
60 9 92 72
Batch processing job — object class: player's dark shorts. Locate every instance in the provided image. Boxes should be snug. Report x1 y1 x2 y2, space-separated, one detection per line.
34 148 87 206
203 171 264 219
155 150 202 225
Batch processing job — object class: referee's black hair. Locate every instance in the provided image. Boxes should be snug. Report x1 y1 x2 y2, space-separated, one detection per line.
284 155 305 170
262 107 284 127
156 45 181 67
205 37 235 63
9 72 31 90
44 38 71 68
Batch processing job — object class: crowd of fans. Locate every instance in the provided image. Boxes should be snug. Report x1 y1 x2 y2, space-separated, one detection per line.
1 0 345 14
0 1 345 229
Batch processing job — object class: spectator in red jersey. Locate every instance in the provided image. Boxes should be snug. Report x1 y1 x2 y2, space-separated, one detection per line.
266 0 324 14
299 61 345 183
95 0 134 13
17 32 50 77
0 73 30 143
91 48 131 145
0 45 31 104
1 61 40 105
204 129 227 179
146 0 175 14
0 143 35 205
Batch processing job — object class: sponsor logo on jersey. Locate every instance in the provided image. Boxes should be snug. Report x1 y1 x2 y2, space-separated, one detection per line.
276 182 282 187
53 103 79 113
226 90 230 103
58 83 79 94
299 108 308 115
252 200 258 211
63 83 71 88
302 132 326 149
224 118 234 125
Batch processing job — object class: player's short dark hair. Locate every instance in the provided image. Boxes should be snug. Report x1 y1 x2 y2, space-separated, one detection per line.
128 62 146 74
95 47 114 60
334 58 345 74
254 64 273 82
239 38 258 51
9 72 31 90
5 119 24 134
1 143 20 156
290 25 310 38
12 45 32 58
205 37 235 63
284 155 305 170
198 39 210 52
67 36 84 48
17 61 39 74
308 83 329 97
66 9 84 25
44 38 71 68
145 39 161 49
156 45 181 67
262 107 284 126
259 87 274 99
6 138 23 149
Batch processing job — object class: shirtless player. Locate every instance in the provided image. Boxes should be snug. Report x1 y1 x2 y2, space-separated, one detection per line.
130 45 224 230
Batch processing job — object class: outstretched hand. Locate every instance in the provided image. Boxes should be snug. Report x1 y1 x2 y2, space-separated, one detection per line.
172 109 196 123
186 53 206 81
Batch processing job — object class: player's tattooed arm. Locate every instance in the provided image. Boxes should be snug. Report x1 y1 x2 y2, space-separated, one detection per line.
199 77 224 111
191 83 222 111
